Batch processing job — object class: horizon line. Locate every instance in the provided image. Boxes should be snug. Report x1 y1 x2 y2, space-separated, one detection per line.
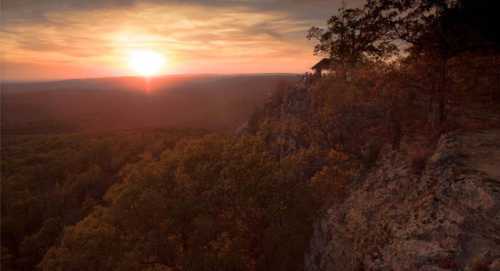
2 72 303 84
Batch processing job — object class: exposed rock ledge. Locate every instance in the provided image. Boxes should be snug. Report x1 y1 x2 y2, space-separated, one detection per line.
306 130 500 271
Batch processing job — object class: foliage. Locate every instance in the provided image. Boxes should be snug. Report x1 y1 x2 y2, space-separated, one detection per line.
1 130 204 271
38 135 320 271
307 3 397 68
2 1 499 271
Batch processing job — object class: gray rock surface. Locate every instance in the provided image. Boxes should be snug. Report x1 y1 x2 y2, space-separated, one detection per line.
306 130 500 271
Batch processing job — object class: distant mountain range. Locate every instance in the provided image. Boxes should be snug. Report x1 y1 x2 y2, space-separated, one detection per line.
2 74 299 92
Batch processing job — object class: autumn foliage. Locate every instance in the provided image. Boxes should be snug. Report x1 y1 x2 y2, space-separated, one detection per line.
2 0 499 270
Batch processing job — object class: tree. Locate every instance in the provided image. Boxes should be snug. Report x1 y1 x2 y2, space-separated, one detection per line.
377 0 499 125
307 3 397 79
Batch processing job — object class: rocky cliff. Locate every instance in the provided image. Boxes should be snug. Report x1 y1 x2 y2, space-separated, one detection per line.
306 130 500 271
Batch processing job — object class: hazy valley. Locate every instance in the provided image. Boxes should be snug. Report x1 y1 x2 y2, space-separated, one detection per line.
2 0 500 270
2 74 298 134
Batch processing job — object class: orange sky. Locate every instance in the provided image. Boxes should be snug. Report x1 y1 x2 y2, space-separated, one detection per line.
1 0 362 80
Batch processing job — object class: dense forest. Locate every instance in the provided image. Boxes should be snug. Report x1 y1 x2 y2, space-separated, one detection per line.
2 0 500 270
2 75 298 134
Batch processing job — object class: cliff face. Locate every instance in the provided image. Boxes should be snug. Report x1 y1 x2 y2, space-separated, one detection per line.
306 130 500 271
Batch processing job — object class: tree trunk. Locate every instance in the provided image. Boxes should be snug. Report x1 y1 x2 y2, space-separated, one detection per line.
434 56 448 128
438 57 447 124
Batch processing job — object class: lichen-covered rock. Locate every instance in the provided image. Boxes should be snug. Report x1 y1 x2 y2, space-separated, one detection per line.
306 130 500 271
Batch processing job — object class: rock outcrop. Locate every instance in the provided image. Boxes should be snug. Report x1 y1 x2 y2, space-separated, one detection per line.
306 130 500 271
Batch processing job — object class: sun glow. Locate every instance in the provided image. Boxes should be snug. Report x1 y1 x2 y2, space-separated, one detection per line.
128 49 166 77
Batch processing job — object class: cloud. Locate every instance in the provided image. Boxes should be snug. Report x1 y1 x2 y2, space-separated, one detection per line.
1 0 367 30
0 0 364 79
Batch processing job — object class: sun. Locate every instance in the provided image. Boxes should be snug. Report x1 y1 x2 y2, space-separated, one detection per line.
128 49 166 77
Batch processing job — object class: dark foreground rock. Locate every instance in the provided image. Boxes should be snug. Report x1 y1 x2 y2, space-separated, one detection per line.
306 130 500 271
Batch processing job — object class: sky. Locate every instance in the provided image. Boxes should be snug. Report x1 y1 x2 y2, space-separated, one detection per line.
1 0 362 80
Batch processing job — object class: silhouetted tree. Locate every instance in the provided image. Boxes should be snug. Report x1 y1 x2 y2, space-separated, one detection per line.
375 0 499 124
307 3 397 80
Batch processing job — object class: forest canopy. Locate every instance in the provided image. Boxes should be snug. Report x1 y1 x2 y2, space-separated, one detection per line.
2 0 499 270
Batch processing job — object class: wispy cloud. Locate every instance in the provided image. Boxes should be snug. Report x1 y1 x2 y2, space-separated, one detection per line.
1 0 362 80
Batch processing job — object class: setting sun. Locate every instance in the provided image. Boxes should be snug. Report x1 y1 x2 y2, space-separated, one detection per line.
128 49 166 77
2 1 499 270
